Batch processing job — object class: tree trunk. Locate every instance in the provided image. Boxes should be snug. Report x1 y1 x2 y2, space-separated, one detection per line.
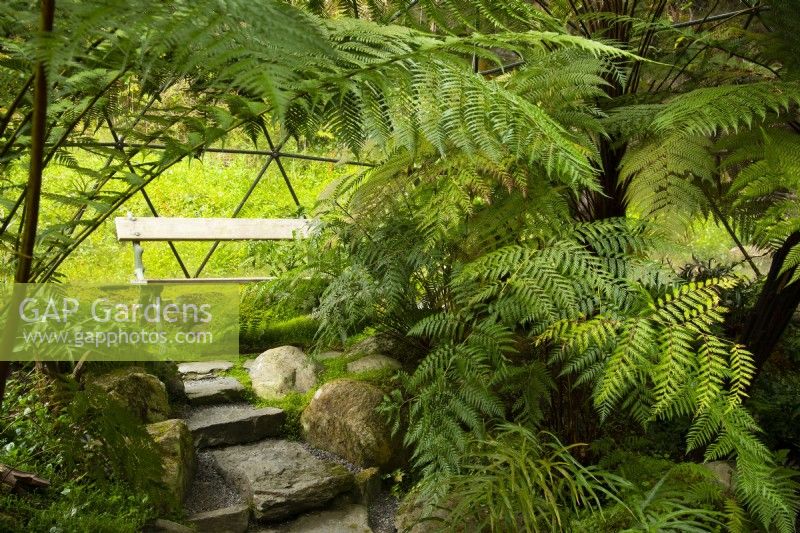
591 139 628 220
0 0 55 411
739 232 800 368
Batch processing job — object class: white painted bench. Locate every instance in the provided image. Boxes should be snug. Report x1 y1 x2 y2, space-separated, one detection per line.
115 214 315 284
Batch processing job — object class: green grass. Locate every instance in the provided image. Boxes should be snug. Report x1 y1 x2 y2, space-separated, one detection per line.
240 315 320 353
3 137 352 284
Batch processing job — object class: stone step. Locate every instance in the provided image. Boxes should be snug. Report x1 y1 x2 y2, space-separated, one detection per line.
187 404 285 448
188 504 250 533
184 377 245 405
209 439 355 523
251 504 371 533
179 360 235 380
184 452 249 533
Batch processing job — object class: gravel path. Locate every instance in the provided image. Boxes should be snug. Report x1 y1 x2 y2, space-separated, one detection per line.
369 490 399 533
183 451 244 515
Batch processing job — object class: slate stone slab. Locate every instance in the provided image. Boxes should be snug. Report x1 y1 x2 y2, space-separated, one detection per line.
184 377 245 405
178 361 234 380
186 404 285 448
253 504 371 533
210 440 354 522
187 504 250 533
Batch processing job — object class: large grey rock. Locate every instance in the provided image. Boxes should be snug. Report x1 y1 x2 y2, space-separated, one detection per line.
345 334 398 357
178 360 234 380
703 461 735 491
210 439 354 522
93 366 170 423
248 346 319 400
184 377 245 405
301 379 396 469
347 354 401 374
255 504 371 533
186 404 285 448
187 504 249 533
146 419 195 511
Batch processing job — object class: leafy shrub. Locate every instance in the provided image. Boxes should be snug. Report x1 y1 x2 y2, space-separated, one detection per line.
0 372 162 530
0 482 152 533
415 425 628 532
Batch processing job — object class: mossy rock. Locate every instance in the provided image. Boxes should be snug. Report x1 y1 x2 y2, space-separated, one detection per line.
345 334 400 358
92 366 170 423
301 379 399 469
395 490 459 533
146 419 195 512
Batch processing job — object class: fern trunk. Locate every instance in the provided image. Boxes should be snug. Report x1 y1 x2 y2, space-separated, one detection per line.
0 0 55 410
739 232 800 368
594 140 628 220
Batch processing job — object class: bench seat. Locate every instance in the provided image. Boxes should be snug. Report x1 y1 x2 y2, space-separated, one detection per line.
115 215 315 284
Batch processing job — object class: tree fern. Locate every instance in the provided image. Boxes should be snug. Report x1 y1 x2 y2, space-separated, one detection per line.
1 2 633 282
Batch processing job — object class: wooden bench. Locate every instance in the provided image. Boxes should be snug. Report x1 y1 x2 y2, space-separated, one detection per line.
115 214 315 284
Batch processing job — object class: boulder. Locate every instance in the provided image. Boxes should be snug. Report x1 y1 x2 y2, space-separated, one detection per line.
186 404 285 448
146 419 195 510
187 504 249 533
703 461 735 491
346 334 398 357
93 366 170 423
248 346 319 400
178 361 234 380
347 354 401 374
395 491 452 533
256 504 371 533
184 377 245 405
301 379 396 469
210 439 354 522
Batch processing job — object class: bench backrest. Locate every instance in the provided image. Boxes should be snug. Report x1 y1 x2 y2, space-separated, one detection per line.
115 217 315 242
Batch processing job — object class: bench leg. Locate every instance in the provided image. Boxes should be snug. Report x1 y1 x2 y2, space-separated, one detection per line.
132 240 145 282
